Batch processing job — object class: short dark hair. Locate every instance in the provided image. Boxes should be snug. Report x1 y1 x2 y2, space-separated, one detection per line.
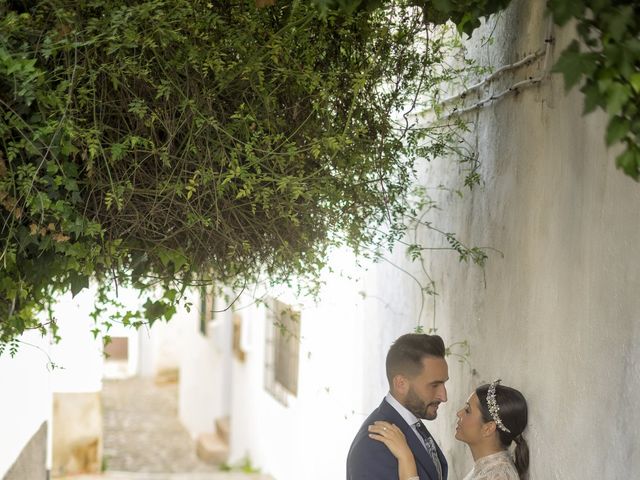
385 333 445 387
476 383 530 479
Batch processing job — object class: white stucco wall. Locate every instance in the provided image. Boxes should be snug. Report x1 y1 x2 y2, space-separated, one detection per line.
137 310 184 379
225 250 368 479
377 1 640 478
0 330 51 478
178 288 233 437
49 289 104 393
50 284 184 382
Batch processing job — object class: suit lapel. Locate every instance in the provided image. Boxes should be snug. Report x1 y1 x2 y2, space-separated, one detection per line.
379 400 440 480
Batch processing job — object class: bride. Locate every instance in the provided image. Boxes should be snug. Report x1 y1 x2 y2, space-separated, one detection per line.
368 380 529 480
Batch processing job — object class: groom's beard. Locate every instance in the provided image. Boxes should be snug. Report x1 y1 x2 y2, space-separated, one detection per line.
405 385 439 420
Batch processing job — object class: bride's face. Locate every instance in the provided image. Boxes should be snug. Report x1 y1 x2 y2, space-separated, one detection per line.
454 393 487 445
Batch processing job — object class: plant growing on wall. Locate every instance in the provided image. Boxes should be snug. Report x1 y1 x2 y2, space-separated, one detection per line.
0 0 488 349
4 0 629 352
313 0 512 36
319 0 640 180
549 0 640 180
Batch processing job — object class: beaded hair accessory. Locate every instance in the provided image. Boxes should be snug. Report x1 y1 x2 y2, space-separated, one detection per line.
487 379 511 433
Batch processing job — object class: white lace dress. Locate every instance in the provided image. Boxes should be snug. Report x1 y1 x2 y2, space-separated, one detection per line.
462 450 519 480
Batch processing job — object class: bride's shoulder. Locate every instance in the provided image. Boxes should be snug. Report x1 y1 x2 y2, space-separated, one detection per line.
469 466 519 480
470 452 519 480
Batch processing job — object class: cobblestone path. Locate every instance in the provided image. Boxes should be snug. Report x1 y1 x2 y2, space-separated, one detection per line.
60 474 270 480
102 377 216 474
95 377 271 480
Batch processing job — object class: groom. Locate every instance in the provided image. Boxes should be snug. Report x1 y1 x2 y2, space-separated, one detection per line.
347 333 449 480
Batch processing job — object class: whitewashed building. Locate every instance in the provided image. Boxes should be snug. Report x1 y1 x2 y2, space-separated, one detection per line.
0 285 186 479
2 1 639 479
177 1 640 479
0 330 50 480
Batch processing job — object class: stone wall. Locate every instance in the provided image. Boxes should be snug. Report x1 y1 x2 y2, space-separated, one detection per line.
3 422 47 480
51 392 102 477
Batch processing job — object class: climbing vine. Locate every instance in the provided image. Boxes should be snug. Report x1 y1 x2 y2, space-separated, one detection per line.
2 0 635 352
321 0 640 180
0 0 488 348
549 0 640 180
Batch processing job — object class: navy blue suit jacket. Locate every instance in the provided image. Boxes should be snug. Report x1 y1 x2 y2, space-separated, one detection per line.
346 398 448 480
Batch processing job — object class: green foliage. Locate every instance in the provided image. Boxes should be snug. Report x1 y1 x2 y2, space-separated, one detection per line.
314 0 512 35
412 0 512 36
7 0 634 352
219 455 261 473
550 0 640 180
323 0 640 180
0 0 466 346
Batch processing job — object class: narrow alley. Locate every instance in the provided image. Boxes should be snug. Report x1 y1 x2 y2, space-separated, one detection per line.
57 377 271 480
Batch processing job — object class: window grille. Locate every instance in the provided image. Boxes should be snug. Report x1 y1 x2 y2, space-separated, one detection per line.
264 298 300 405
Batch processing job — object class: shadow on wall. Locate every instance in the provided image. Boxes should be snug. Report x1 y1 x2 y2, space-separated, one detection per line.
51 392 102 477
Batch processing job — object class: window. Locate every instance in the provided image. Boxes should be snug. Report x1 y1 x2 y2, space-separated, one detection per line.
103 336 128 360
199 284 215 335
232 313 246 363
264 298 300 405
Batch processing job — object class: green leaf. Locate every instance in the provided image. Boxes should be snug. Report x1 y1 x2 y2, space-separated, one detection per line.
629 73 640 94
606 116 630 146
547 0 586 26
615 147 640 181
606 83 632 115
603 6 634 42
143 298 169 325
581 82 604 114
552 41 598 91
69 272 90 298
110 143 126 162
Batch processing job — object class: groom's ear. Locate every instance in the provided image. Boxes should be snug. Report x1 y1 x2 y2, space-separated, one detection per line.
392 374 409 395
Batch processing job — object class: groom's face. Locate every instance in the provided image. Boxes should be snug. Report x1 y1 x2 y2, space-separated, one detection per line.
402 356 449 420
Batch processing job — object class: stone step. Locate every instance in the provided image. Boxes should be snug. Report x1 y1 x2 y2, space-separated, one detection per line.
154 368 180 385
215 416 231 444
195 432 229 465
57 472 272 480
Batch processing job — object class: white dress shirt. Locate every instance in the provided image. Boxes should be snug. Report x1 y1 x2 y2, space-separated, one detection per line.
385 392 431 451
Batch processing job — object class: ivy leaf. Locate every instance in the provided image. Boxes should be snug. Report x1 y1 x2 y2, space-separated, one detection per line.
606 116 630 146
431 0 455 14
615 146 640 181
143 298 169 326
606 83 632 115
590 0 611 14
552 41 598 91
629 73 640 94
581 82 604 114
69 272 89 298
547 0 586 26
603 6 634 42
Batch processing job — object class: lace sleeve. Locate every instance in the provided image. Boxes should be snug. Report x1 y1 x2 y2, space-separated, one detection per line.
471 464 520 480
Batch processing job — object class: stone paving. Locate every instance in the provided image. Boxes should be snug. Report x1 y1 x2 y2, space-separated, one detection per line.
60 474 270 480
85 377 272 480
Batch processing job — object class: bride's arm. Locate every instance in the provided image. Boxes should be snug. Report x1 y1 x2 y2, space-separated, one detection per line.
368 421 418 480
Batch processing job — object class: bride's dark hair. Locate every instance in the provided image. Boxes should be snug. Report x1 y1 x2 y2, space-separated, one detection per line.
476 383 530 480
